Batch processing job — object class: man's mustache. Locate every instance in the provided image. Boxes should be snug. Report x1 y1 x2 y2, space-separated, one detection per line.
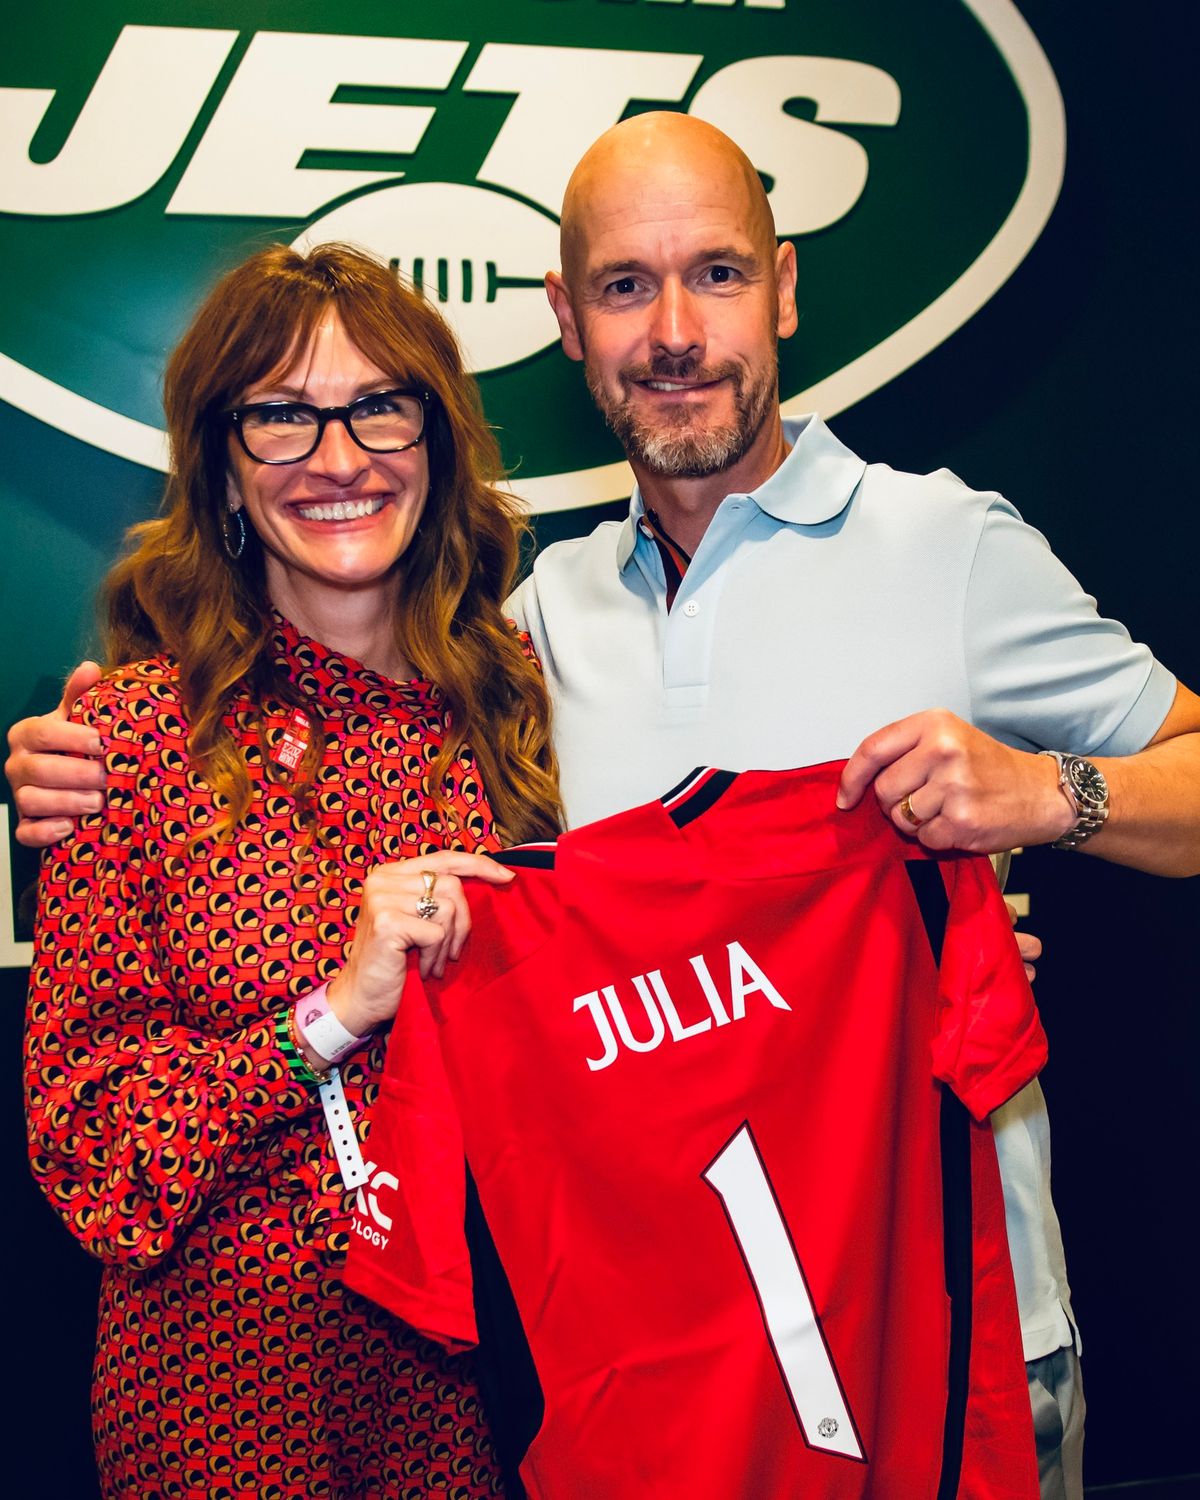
619 356 742 389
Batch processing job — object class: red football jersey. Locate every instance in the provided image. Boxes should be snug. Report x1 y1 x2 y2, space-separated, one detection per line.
346 764 1044 1499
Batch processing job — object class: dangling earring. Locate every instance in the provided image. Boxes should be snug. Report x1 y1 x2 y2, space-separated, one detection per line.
222 506 246 561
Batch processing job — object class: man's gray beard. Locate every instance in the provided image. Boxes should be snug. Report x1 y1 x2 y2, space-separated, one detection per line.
586 361 776 480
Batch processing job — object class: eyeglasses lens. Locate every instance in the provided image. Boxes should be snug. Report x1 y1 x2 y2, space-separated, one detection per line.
240 392 424 462
350 393 425 451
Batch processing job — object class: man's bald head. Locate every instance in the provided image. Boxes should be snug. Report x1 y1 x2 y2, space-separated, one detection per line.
545 112 798 494
559 113 777 288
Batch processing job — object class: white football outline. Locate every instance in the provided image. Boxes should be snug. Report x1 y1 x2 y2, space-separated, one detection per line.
292 180 563 375
0 0 1066 516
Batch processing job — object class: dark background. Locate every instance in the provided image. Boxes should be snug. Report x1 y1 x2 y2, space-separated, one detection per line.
3 2 1197 1494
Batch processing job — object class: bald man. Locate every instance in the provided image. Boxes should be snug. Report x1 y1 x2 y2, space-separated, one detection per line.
8 113 1200 1498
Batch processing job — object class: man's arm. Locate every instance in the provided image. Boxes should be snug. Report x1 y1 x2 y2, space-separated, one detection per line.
837 682 1200 878
5 662 106 847
13 666 1200 874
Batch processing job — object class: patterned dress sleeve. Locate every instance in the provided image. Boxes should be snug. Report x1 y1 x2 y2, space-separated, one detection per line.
507 620 541 669
25 675 316 1269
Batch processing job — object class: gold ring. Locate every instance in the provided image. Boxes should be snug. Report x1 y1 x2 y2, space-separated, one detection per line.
899 794 923 828
415 870 440 920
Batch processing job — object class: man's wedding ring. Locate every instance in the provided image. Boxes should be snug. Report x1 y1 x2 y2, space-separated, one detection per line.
899 794 924 828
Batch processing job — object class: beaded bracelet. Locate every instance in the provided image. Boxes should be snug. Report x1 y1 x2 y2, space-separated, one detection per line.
274 1007 328 1089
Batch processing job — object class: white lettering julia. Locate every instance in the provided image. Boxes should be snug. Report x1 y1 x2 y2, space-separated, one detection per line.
573 941 790 1071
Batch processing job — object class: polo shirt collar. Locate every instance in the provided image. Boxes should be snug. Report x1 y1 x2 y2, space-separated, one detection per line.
616 413 867 571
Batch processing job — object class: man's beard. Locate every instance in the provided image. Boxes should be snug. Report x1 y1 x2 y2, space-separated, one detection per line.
586 355 776 479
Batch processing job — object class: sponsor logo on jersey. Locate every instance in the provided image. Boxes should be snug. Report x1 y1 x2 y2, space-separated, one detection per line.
352 1159 397 1250
575 939 790 1070
1 2 1062 511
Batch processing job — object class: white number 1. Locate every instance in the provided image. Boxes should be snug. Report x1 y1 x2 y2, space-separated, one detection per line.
703 1122 865 1462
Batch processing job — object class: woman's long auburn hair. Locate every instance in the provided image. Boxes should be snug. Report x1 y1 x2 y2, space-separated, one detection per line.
102 242 562 845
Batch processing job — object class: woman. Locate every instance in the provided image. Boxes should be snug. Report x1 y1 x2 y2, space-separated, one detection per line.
25 242 561 1498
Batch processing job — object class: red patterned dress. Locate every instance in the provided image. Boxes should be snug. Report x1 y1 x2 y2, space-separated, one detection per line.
26 618 507 1499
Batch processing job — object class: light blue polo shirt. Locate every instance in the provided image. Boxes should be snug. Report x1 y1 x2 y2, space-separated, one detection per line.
509 414 1174 831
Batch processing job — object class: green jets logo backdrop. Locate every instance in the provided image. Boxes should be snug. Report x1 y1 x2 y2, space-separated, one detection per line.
1 0 1062 509
0 0 1064 958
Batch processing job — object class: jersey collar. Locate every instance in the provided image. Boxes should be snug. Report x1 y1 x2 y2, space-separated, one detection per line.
616 414 868 572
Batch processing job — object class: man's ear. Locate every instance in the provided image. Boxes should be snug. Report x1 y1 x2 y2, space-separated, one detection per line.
775 240 798 342
545 271 585 363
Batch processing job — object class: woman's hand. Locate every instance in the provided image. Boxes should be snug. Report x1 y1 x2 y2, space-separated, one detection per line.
326 851 515 1038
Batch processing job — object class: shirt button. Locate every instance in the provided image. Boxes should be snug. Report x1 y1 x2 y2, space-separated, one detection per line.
683 600 700 617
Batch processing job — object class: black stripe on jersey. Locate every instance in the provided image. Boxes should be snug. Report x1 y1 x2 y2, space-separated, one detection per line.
905 858 947 966
658 765 717 805
904 860 971 1500
666 767 738 826
491 844 556 870
465 1171 542 1500
936 1090 972 1500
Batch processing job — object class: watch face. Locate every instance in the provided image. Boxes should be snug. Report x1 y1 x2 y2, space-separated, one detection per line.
1067 758 1109 808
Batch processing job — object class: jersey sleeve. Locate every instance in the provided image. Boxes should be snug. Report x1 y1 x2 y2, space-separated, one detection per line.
929 854 1049 1120
963 497 1176 755
25 677 315 1270
343 961 477 1349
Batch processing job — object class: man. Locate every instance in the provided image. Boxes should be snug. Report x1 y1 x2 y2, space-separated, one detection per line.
9 114 1200 1496
517 114 1200 1498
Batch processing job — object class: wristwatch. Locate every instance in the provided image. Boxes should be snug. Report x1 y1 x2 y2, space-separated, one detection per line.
1039 750 1110 849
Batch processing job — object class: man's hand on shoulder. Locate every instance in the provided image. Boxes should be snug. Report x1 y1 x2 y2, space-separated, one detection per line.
5 661 107 848
836 709 1074 855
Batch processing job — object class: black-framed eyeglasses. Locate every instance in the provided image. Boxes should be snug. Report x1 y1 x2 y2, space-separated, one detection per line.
221 387 432 465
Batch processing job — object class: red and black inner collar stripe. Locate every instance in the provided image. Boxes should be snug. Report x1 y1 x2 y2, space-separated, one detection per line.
639 508 692 611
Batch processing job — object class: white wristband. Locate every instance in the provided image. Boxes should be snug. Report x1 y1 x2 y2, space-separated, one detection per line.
319 1067 368 1189
295 983 371 1066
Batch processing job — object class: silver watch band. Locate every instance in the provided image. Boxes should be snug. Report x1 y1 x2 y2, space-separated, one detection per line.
1052 806 1109 850
1040 750 1110 850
